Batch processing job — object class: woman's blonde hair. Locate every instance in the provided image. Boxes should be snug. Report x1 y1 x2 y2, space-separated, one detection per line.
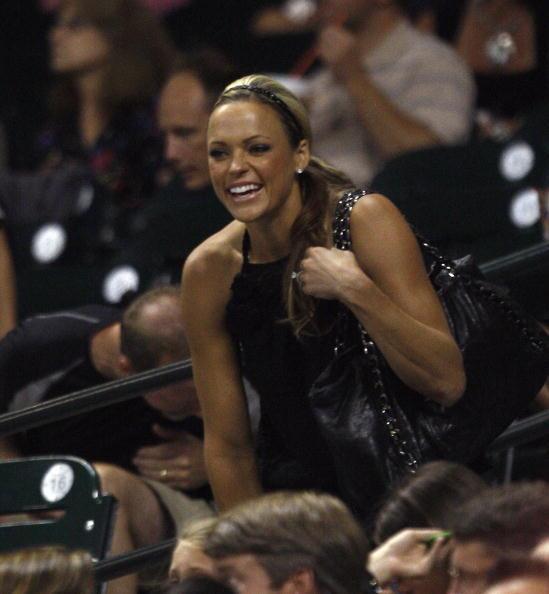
177 517 217 548
0 546 94 594
214 75 354 335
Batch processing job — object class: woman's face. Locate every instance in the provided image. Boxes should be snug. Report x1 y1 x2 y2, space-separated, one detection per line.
49 4 111 75
207 99 309 226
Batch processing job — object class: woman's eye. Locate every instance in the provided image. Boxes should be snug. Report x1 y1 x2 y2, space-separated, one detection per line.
250 144 270 154
209 148 226 159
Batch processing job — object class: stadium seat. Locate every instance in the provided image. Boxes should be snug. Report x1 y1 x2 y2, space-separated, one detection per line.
371 109 548 263
0 455 116 561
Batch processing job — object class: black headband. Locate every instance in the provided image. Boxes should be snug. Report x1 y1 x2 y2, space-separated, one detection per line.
227 84 303 141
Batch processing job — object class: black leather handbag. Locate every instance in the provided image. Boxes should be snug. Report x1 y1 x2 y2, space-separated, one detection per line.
309 190 549 528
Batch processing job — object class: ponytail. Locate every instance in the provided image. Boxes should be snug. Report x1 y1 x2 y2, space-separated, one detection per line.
285 157 353 336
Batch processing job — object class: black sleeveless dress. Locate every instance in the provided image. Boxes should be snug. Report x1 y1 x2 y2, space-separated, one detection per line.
225 233 339 494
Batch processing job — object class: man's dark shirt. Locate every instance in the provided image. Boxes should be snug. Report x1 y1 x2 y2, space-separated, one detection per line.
114 178 232 285
0 305 163 470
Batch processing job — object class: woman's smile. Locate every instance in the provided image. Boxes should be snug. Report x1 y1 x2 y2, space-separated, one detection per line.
226 182 264 203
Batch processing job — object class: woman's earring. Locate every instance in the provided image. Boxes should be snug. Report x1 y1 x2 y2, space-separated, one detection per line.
296 168 303 174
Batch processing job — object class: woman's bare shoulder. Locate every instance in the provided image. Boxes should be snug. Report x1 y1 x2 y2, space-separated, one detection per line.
347 191 413 236
184 220 245 283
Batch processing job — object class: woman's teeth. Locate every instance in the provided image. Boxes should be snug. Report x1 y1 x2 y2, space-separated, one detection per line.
229 184 261 196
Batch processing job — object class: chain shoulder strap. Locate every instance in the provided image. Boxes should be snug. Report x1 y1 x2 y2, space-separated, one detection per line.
332 189 369 250
415 232 548 355
332 189 420 471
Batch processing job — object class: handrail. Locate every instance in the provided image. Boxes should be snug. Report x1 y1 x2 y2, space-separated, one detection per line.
0 360 192 438
480 241 549 281
94 538 176 583
486 409 549 453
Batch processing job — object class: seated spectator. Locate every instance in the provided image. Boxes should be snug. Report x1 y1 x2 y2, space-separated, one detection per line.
367 461 487 594
0 286 214 594
447 481 549 594
203 491 370 594
408 0 548 139
305 0 474 186
0 546 94 594
483 558 549 594
373 461 488 544
0 0 175 317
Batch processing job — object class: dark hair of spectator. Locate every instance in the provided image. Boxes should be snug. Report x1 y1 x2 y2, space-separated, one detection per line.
215 75 354 336
50 0 175 117
204 491 369 594
373 461 487 545
169 575 236 594
450 481 549 555
0 546 94 594
169 49 242 110
120 285 188 372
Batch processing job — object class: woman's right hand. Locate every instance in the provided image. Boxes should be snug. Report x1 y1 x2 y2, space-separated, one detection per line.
367 528 451 586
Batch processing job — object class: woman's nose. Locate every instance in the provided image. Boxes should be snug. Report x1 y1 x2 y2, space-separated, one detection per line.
228 150 248 173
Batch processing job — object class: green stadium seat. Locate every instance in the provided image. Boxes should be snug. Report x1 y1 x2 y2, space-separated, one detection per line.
0 455 116 561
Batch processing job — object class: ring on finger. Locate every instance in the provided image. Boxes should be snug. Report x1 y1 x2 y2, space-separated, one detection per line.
291 270 303 287
160 468 168 479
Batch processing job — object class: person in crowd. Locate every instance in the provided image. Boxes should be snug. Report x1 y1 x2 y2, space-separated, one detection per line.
373 461 487 544
170 518 218 583
38 0 174 246
367 461 487 594
104 48 236 290
408 0 548 139
203 491 369 594
0 546 94 594
304 0 474 186
0 286 213 594
44 0 172 183
483 558 549 594
181 74 465 523
0 0 176 319
447 481 549 594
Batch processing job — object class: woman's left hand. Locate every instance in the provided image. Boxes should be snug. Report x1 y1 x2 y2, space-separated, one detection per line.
299 246 368 301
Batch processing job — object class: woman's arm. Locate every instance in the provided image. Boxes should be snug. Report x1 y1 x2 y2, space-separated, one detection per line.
300 193 465 406
181 244 262 511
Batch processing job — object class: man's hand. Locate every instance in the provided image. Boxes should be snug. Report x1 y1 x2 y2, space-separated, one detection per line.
132 425 208 491
317 24 364 82
367 528 451 585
